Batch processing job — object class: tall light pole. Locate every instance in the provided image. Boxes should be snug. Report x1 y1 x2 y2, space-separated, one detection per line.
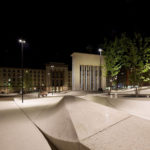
47 72 50 93
18 39 26 103
98 48 103 91
51 65 54 95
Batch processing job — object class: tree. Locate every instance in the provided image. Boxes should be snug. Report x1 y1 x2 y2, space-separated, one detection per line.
137 35 150 85
24 70 33 92
103 33 150 96
123 34 150 86
126 33 150 96
103 37 122 94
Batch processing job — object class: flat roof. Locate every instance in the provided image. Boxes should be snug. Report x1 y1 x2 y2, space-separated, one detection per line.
46 62 68 67
71 52 100 57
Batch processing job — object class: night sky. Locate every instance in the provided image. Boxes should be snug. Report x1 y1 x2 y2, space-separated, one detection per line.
1 0 150 70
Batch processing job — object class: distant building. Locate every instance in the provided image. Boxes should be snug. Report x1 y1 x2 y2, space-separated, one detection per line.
71 52 106 91
68 71 72 90
0 63 72 94
46 62 70 92
0 67 45 93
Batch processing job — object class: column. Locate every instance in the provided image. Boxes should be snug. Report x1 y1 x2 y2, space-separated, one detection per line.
80 65 83 90
95 68 97 90
87 66 90 91
97 66 100 90
99 66 101 89
85 66 88 90
93 66 95 91
84 66 86 90
89 66 91 91
91 66 93 91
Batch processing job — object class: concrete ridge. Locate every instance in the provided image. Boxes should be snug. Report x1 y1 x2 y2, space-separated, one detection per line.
82 115 132 141
63 96 80 142
32 95 130 150
13 95 150 150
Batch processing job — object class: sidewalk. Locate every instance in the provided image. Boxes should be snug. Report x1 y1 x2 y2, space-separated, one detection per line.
108 97 150 120
0 100 51 150
15 95 150 150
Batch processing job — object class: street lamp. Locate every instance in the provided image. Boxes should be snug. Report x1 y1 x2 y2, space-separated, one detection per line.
47 73 50 93
51 65 54 95
98 48 103 91
18 39 26 103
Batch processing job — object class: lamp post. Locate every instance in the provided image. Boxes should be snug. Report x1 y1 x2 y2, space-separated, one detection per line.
18 39 26 103
51 65 54 95
98 48 103 91
47 73 50 93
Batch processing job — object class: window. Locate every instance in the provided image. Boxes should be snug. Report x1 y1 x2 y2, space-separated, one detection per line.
60 72 63 78
60 80 63 86
56 80 58 86
52 80 55 86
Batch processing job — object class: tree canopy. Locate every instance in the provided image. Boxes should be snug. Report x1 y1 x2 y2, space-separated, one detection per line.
103 33 150 87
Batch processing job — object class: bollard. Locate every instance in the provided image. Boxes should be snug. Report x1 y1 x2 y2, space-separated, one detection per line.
115 93 118 98
110 94 113 98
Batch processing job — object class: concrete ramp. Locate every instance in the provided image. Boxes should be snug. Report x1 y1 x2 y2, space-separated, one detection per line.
35 96 130 150
15 96 150 150
0 101 51 150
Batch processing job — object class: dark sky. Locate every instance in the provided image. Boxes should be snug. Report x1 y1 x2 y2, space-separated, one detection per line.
1 0 150 69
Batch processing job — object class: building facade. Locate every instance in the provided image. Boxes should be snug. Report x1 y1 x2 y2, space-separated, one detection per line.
71 52 106 91
1 53 108 94
0 67 45 93
68 71 72 90
46 62 70 92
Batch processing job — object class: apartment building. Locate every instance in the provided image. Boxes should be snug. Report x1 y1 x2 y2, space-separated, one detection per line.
0 67 45 93
46 62 69 92
0 63 72 93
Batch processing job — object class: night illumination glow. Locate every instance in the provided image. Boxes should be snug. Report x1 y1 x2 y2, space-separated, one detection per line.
18 39 26 44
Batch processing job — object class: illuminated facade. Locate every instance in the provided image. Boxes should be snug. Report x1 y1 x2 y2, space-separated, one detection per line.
71 52 106 91
0 67 45 93
0 64 72 94
46 62 69 92
68 71 72 90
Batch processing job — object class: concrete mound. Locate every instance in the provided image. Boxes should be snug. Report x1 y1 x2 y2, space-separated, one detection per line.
80 95 110 106
65 91 87 96
35 96 130 150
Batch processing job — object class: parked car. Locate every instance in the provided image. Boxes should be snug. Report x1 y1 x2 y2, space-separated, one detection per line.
38 91 48 97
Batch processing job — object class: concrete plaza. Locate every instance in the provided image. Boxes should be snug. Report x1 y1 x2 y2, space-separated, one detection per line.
1 89 150 149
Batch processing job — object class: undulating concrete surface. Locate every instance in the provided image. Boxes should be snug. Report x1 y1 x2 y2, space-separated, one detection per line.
79 94 111 106
17 95 148 150
0 100 52 150
78 94 150 150
82 116 150 150
3 90 150 150
81 92 150 120
108 97 150 120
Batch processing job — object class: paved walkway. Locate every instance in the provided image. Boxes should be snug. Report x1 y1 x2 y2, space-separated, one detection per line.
80 93 150 120
2 92 150 150
15 95 150 150
0 100 52 150
108 97 150 120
